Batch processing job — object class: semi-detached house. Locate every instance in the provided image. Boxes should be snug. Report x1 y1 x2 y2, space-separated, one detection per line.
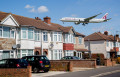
0 11 88 60
84 31 120 59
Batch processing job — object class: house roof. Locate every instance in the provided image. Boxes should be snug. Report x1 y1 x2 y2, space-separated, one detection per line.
0 11 85 35
75 32 85 37
84 32 115 41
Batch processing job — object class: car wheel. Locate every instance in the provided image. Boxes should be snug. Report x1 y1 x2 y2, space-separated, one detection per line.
44 69 49 72
33 67 39 73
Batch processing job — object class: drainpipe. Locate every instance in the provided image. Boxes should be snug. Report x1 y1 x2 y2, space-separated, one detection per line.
114 35 116 58
88 39 91 58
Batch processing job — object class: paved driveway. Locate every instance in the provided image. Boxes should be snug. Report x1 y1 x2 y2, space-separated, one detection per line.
32 71 68 77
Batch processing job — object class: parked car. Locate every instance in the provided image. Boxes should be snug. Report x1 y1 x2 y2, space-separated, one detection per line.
0 58 28 68
61 56 81 60
22 55 51 73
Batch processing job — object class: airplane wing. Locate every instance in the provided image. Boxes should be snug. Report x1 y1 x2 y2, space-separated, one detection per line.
84 13 102 22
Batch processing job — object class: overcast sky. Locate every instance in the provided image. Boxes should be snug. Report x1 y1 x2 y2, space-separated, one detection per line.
0 0 120 36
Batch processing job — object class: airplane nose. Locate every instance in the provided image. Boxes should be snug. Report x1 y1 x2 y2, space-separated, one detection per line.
60 18 63 21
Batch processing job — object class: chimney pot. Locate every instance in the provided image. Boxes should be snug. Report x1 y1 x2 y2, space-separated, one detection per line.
35 17 41 20
104 31 108 35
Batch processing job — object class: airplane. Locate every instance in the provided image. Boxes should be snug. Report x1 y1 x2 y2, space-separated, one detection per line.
60 13 111 26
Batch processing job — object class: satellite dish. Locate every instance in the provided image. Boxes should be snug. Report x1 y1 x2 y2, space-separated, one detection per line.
12 45 17 50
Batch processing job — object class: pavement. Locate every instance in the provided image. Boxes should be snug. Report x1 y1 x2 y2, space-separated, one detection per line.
32 65 120 77
32 67 95 77
32 71 68 77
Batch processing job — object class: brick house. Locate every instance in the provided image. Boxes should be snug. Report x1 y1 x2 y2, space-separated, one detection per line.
0 11 88 60
84 31 120 58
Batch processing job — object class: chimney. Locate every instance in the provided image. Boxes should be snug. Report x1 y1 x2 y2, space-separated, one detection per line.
44 16 51 24
35 17 41 20
104 31 108 35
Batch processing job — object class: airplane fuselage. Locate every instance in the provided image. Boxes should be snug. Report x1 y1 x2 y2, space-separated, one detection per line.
60 17 105 23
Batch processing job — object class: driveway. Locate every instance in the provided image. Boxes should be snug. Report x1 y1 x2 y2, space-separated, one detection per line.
32 71 68 77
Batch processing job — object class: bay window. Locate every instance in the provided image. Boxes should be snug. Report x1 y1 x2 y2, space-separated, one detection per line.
64 50 73 56
51 50 62 60
52 32 62 42
0 26 15 38
65 34 73 43
21 49 33 57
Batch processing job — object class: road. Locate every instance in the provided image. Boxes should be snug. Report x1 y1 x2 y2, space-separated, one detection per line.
46 65 120 77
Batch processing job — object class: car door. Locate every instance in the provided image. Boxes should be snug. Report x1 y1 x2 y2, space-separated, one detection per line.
27 56 35 67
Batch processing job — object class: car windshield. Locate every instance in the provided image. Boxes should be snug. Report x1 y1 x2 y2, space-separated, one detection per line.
74 56 80 59
40 56 49 60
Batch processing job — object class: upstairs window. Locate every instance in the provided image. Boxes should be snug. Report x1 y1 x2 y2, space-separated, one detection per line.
28 28 33 40
79 37 82 44
35 30 40 41
65 34 73 43
73 36 76 44
106 41 109 47
21 27 27 39
3 26 10 38
54 32 57 41
43 32 48 42
58 32 62 41
0 26 2 37
10 30 15 38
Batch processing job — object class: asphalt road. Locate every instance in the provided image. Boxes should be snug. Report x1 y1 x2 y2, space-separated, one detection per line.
47 65 120 77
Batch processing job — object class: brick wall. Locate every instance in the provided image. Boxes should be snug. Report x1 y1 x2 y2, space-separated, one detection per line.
50 59 96 71
0 66 31 77
71 60 96 68
50 60 73 71
104 59 116 66
0 38 16 50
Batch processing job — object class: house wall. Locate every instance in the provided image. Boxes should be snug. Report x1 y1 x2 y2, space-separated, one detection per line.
85 41 108 58
0 38 16 50
74 36 85 49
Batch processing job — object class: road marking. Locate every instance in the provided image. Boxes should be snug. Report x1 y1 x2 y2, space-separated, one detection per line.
90 70 120 77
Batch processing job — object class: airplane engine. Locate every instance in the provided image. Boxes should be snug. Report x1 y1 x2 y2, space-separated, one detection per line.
74 22 80 25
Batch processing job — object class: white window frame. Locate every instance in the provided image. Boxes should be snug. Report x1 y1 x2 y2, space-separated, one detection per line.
106 41 109 47
10 30 15 38
51 50 62 60
0 26 3 37
21 49 34 58
64 50 73 56
52 32 62 42
21 27 28 39
0 26 15 38
43 31 48 42
35 30 40 41
73 36 76 44
28 28 34 40
65 34 73 43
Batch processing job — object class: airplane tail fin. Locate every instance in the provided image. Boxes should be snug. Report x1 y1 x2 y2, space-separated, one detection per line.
102 13 108 20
